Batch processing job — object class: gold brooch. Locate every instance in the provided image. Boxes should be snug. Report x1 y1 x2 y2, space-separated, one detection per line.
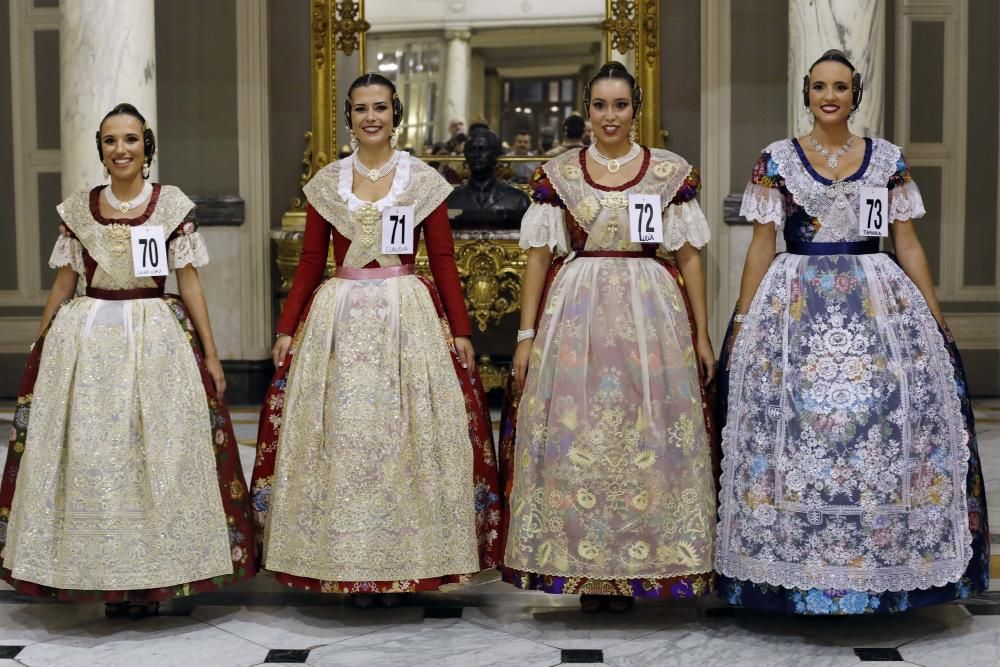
600 191 628 210
105 223 132 256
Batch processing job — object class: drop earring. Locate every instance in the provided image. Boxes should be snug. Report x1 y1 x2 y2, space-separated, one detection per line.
390 127 399 150
628 121 638 144
142 161 150 179
350 131 359 152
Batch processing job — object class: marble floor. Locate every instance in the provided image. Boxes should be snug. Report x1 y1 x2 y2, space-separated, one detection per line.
0 402 996 667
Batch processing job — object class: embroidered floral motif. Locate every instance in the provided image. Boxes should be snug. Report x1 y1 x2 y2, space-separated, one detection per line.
717 252 972 592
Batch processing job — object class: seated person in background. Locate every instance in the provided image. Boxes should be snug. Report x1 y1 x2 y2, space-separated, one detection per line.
538 127 556 155
447 126 530 228
547 114 586 156
441 133 468 184
511 131 537 184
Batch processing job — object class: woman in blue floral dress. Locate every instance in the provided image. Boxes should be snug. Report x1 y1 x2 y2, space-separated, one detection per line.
715 50 988 615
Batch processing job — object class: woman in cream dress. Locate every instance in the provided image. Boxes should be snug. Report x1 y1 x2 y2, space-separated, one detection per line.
0 104 255 618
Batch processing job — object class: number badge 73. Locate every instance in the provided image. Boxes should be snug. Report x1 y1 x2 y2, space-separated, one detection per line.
858 186 889 238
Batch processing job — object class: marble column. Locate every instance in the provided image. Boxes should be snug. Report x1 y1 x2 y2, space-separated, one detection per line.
443 29 471 137
788 0 885 139
60 0 157 196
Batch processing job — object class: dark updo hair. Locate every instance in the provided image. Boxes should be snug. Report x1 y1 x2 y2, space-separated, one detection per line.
95 103 156 177
563 114 585 140
583 61 642 116
803 49 864 111
343 72 404 131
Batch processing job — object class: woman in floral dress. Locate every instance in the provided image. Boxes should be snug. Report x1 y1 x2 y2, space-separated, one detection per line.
251 74 501 607
502 62 718 613
0 103 255 618
715 50 988 614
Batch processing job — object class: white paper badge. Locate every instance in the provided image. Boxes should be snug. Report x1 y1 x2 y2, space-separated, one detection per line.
628 194 663 244
130 226 168 277
858 186 889 238
381 205 415 254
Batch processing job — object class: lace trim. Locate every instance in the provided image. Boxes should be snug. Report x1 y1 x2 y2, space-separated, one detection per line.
48 236 85 274
740 182 785 229
335 150 413 213
168 230 210 269
518 202 569 255
889 180 926 223
766 138 901 220
663 200 711 250
716 252 972 593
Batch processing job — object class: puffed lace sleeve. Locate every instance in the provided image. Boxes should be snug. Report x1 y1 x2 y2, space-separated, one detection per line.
519 166 570 256
48 223 85 274
740 152 786 229
887 153 926 223
168 208 210 269
663 167 711 250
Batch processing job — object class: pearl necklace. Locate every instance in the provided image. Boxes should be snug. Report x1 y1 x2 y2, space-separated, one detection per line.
588 142 641 174
353 150 399 182
103 181 153 215
808 134 854 169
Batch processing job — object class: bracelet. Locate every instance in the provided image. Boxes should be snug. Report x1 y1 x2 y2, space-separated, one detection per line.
516 328 536 343
734 313 747 324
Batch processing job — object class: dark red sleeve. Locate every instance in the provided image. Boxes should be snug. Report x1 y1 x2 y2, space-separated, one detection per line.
275 204 331 335
423 201 473 337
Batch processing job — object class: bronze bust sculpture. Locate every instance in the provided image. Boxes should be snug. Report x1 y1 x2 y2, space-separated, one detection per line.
447 127 530 229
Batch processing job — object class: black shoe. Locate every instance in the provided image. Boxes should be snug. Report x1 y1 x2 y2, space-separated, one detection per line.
606 595 634 613
127 601 159 620
104 602 128 619
350 593 377 609
579 594 606 613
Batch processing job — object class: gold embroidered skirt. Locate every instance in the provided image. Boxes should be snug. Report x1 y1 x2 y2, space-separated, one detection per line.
262 274 479 582
3 297 233 590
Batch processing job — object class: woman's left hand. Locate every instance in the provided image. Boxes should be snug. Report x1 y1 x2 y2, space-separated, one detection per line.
454 336 476 371
696 335 716 386
205 354 227 400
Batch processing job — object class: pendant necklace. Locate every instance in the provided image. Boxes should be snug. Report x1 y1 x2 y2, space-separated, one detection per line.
103 181 153 215
354 150 399 182
808 134 854 169
588 142 641 174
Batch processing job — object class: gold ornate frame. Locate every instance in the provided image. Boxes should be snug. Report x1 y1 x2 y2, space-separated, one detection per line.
302 0 661 183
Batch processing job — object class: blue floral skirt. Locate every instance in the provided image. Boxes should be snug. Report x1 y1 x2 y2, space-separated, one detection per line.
716 308 989 615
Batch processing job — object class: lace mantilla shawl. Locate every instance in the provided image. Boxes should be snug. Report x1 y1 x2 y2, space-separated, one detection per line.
303 151 453 268
526 147 710 253
740 138 926 237
54 186 198 288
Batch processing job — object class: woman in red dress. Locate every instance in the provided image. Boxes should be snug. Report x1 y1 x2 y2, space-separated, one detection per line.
251 74 501 607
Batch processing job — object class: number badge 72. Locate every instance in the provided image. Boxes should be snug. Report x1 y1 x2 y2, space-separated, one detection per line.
628 194 663 244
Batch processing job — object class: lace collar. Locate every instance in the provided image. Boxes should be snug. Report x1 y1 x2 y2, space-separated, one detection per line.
335 150 413 213
766 138 901 219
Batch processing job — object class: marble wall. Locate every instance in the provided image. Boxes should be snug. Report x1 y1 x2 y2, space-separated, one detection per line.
60 0 158 196
788 0 885 139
